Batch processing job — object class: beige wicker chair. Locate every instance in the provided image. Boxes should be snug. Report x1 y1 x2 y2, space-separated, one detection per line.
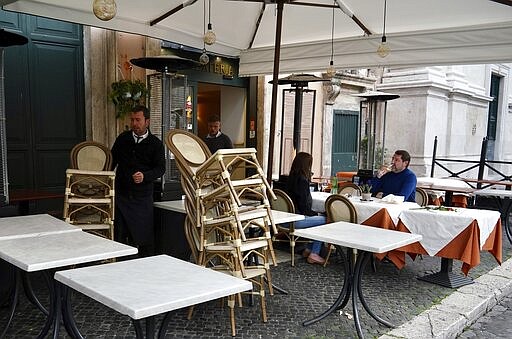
338 183 362 197
63 141 115 240
70 141 112 171
270 189 311 266
415 187 429 206
166 129 275 336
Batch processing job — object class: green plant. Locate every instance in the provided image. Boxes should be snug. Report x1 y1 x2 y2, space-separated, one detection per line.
359 183 372 193
109 79 148 119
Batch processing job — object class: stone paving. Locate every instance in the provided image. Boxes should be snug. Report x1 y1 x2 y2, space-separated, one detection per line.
1 234 511 339
458 294 512 338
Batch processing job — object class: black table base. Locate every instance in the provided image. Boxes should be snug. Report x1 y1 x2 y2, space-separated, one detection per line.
303 247 394 338
1 269 51 338
417 258 473 288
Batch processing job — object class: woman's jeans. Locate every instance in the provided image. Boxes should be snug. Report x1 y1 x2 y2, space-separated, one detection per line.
293 215 327 254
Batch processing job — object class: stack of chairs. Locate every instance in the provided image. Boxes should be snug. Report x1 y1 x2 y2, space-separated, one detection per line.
63 141 115 240
165 129 277 336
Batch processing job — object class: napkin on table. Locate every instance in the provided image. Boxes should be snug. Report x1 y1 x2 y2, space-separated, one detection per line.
381 194 404 204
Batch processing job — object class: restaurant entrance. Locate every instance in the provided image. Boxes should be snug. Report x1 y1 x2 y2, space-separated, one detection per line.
196 83 246 148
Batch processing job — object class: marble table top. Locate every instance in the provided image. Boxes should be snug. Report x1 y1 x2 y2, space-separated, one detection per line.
54 255 252 320
294 221 422 254
154 200 305 224
0 231 137 272
0 214 80 240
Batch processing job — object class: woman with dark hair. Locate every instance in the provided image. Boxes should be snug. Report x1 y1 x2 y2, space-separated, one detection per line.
286 152 327 264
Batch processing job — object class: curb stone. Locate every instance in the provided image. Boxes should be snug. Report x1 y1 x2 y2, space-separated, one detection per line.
379 257 512 339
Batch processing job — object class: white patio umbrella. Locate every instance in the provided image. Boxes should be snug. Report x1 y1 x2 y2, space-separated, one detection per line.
3 0 512 179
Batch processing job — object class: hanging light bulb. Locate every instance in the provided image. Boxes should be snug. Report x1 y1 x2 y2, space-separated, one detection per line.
199 49 210 65
326 2 336 78
377 0 390 58
203 0 216 45
326 60 336 78
377 35 390 58
199 0 210 65
93 0 117 21
204 24 216 45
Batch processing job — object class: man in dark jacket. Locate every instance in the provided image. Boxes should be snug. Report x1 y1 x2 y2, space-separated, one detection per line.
111 105 165 257
203 114 233 154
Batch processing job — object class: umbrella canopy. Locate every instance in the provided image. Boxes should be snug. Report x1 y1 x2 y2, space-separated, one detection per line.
3 0 512 74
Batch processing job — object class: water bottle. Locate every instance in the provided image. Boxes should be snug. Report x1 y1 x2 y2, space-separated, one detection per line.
331 176 338 194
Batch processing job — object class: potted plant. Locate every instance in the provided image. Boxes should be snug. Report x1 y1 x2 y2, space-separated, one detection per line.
109 79 148 119
359 183 372 201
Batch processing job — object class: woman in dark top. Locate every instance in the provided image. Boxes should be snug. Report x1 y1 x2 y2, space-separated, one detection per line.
286 152 327 264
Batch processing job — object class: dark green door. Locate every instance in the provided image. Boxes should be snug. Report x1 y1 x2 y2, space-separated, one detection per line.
331 109 358 174
1 10 84 214
486 74 500 161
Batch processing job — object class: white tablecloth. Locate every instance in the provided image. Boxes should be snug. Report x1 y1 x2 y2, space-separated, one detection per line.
399 208 500 256
310 191 419 225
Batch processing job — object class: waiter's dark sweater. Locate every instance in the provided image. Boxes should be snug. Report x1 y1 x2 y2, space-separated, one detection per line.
111 130 165 197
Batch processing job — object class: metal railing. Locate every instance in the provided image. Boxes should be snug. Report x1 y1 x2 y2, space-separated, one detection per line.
431 136 512 189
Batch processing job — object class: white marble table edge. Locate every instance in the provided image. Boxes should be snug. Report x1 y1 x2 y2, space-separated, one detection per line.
294 221 422 254
0 231 138 272
54 255 253 320
0 213 81 241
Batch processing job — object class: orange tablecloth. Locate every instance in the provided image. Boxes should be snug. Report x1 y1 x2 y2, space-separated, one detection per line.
391 219 501 275
359 208 502 275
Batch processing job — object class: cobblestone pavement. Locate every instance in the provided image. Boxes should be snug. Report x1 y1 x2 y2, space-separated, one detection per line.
458 294 512 338
1 233 511 339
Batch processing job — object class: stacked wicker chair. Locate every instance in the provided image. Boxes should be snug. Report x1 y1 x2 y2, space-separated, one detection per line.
165 129 277 336
63 141 115 240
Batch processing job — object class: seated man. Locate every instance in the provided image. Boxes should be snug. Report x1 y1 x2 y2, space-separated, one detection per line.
371 149 417 202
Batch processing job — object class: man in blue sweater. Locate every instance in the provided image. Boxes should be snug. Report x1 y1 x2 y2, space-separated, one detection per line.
371 150 417 202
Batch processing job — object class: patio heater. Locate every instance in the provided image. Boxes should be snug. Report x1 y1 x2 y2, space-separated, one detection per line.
269 74 329 176
0 29 29 206
353 90 399 175
130 55 199 199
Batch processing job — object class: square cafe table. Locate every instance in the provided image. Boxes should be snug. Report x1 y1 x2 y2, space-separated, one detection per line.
0 214 80 240
0 230 137 338
388 207 502 288
54 255 252 338
295 222 421 339
0 214 82 322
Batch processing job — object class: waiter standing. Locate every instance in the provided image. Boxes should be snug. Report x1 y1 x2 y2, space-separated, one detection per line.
111 105 165 257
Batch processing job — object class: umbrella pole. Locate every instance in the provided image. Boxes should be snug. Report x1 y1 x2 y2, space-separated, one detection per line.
267 0 284 183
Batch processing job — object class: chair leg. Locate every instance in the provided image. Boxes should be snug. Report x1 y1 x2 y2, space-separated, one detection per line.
237 292 243 307
323 244 333 267
228 295 236 336
259 276 268 323
187 306 194 320
290 238 295 267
